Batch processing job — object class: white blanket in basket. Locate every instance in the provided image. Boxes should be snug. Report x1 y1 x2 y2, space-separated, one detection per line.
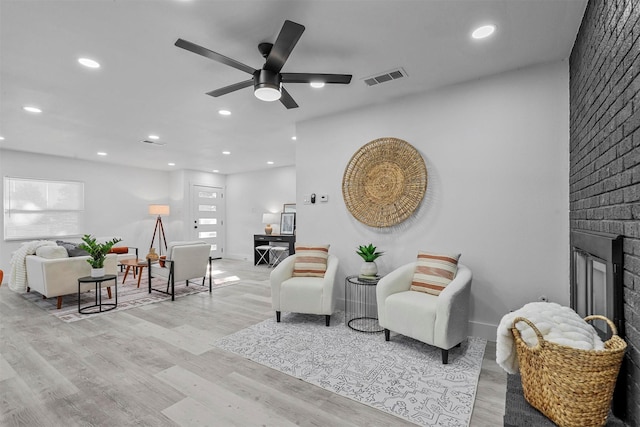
496 302 604 374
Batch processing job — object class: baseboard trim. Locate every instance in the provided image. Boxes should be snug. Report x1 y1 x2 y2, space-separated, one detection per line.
469 320 497 341
224 253 250 261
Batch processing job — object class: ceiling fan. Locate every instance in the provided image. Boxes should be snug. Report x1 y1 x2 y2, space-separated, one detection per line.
175 20 352 109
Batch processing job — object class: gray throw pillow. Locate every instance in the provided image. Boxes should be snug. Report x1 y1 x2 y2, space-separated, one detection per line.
56 240 89 257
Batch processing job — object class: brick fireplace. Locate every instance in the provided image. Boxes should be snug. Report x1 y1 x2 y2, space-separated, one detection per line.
569 0 640 424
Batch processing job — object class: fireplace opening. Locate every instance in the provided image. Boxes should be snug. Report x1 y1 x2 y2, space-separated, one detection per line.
570 230 624 418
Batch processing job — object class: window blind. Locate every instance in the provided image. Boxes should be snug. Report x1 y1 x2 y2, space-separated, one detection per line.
3 177 84 240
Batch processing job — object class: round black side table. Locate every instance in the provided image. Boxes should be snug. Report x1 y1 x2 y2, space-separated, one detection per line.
345 275 384 333
77 274 118 314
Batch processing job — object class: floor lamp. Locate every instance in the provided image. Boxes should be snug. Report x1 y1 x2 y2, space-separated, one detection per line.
148 204 170 258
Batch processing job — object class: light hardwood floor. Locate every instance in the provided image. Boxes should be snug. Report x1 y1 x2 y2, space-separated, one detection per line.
0 259 506 426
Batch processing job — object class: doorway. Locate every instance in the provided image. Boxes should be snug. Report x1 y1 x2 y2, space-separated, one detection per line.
191 184 224 259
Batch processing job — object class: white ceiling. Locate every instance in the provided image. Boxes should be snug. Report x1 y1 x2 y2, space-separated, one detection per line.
0 0 586 175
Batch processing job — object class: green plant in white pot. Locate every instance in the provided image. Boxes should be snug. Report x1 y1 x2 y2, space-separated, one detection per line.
356 243 383 277
79 234 122 277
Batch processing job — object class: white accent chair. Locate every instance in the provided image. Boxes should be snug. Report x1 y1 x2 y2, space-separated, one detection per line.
270 254 339 326
147 241 212 300
376 262 472 364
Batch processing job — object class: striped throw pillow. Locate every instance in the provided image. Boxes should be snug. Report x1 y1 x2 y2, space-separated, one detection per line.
411 251 460 296
292 244 330 277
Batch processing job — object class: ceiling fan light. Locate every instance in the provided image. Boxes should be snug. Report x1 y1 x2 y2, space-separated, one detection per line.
254 69 282 102
310 82 325 88
254 86 281 102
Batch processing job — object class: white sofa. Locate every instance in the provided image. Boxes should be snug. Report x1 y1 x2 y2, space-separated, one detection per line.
20 236 134 309
25 252 118 309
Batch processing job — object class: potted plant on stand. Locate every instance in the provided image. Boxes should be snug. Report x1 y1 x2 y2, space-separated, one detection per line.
357 243 384 278
79 234 122 278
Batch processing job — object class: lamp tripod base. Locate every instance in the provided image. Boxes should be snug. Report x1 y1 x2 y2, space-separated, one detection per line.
149 216 168 258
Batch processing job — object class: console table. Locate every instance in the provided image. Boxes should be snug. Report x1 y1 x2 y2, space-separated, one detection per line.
253 234 295 265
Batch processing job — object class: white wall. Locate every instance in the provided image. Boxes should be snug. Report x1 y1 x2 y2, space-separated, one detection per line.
225 166 296 260
296 61 570 339
0 150 170 268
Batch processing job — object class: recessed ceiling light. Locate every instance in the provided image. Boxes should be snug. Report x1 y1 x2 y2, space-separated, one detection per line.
310 82 325 88
267 161 274 165
97 152 107 156
23 106 42 113
472 25 496 39
218 110 231 116
0 136 5 141
148 134 160 140
212 169 219 173
291 136 297 141
222 151 231 155
168 162 176 166
78 58 100 68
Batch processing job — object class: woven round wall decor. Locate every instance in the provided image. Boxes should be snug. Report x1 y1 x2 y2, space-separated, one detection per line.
342 137 427 227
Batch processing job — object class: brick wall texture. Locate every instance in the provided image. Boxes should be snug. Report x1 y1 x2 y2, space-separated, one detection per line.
570 0 640 424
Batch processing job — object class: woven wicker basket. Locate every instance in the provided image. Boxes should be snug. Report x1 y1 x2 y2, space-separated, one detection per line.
511 315 626 427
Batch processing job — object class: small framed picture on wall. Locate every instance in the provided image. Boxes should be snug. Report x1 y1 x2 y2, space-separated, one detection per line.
280 212 296 235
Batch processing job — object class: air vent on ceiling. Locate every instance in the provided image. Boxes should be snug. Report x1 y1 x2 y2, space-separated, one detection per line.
363 67 407 86
141 140 166 147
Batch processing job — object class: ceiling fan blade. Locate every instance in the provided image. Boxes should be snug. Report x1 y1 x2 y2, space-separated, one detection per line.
281 73 352 84
264 20 305 73
279 86 299 109
175 38 256 75
206 79 254 97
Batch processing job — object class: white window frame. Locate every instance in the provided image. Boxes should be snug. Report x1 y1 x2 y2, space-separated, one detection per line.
3 176 85 241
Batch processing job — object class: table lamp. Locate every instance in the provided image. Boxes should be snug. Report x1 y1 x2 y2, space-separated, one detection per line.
262 212 280 235
148 204 170 258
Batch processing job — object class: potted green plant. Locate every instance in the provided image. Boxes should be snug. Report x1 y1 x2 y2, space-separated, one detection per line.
78 234 122 277
356 243 384 277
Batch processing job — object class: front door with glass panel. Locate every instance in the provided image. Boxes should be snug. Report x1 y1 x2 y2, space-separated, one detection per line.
191 185 224 258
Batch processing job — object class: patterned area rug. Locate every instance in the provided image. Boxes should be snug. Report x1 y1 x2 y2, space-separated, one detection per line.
214 312 486 427
20 268 243 322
